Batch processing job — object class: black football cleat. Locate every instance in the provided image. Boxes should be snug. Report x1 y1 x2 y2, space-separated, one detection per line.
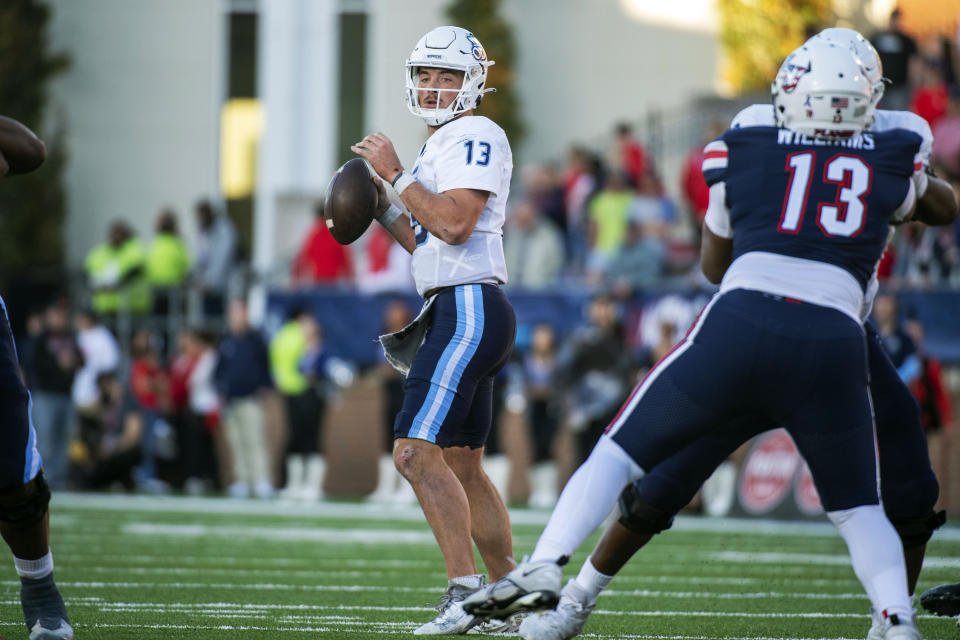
920 581 960 617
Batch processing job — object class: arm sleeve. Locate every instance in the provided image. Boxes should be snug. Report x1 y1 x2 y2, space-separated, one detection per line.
435 126 506 196
704 183 733 239
701 139 732 238
701 139 728 187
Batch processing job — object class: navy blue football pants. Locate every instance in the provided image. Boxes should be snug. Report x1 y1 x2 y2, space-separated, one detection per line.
0 296 43 489
394 284 516 449
608 289 925 513
625 315 938 520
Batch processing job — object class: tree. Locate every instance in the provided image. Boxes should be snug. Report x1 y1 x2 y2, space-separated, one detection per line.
446 0 525 153
718 0 833 93
0 0 70 293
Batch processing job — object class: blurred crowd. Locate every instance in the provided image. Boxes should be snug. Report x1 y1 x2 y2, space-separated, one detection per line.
871 8 960 287
18 294 364 499
17 282 952 508
16 7 957 503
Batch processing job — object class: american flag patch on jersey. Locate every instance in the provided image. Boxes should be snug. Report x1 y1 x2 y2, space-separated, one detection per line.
831 97 849 108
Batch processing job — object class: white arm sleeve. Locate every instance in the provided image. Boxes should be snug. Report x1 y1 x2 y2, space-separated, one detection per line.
704 182 733 238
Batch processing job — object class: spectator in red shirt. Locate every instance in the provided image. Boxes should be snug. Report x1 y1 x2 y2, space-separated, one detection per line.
610 123 648 189
129 328 171 489
910 55 948 129
168 329 199 485
356 224 414 294
291 202 353 285
681 120 726 230
129 329 168 413
905 317 954 433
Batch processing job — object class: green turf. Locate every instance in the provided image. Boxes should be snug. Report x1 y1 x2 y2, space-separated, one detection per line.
0 494 956 639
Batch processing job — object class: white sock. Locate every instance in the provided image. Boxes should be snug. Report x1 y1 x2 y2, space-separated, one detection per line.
15 551 53 579
575 556 613 600
450 574 484 590
827 505 913 621
531 437 643 563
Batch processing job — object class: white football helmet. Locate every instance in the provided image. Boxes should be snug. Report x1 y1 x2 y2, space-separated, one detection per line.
405 26 495 126
811 27 886 109
772 40 874 139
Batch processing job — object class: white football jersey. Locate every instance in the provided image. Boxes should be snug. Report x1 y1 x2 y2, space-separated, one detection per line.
408 115 512 297
726 104 931 320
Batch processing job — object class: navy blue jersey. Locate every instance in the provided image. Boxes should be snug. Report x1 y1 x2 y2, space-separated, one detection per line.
703 126 921 290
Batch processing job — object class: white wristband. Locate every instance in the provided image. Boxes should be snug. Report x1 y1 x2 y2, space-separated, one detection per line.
376 203 403 228
913 170 929 200
392 171 416 195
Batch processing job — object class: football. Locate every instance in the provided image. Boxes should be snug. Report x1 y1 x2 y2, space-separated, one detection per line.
323 158 377 245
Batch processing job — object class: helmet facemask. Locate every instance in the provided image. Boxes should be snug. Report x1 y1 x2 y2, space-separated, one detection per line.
405 62 491 127
404 26 495 127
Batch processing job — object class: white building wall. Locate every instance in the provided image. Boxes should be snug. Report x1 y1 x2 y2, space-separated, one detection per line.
364 0 719 167
47 0 719 269
47 0 223 267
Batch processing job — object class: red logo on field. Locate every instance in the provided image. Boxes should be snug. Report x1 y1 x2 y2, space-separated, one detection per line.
739 429 800 514
793 460 823 515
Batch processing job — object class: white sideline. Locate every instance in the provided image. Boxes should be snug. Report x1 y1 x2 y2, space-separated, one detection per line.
51 492 960 540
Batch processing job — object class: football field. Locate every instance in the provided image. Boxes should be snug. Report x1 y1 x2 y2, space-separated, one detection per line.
1 494 957 640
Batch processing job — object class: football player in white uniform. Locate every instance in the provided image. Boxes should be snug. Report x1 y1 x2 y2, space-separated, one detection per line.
352 26 518 635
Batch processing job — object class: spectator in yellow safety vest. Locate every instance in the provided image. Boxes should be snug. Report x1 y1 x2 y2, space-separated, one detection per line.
146 209 191 318
83 221 150 320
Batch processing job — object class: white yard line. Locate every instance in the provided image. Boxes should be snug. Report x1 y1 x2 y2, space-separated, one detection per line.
121 522 437 544
0 621 867 639
707 550 960 569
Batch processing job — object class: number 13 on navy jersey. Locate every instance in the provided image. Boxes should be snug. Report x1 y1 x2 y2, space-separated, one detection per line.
702 126 922 290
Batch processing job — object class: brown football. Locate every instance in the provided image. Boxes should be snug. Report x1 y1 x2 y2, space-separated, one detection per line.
323 158 377 245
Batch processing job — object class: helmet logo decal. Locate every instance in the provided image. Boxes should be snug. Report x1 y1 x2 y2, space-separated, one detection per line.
463 33 486 62
781 59 812 93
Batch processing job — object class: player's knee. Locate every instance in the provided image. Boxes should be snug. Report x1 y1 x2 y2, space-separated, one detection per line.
393 441 438 481
888 510 947 549
883 471 940 523
0 471 51 530
617 483 675 535
393 444 419 479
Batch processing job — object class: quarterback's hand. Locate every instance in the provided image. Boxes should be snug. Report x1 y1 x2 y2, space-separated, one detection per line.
371 175 391 215
351 133 404 184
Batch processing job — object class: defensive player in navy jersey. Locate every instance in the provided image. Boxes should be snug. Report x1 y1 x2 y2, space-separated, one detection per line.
512 28 957 640
0 115 73 639
465 40 928 640
351 26 518 634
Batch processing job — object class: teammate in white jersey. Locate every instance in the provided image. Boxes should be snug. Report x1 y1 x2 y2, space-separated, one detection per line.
352 26 518 635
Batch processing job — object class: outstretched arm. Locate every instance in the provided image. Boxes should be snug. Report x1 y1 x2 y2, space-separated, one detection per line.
0 116 46 177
